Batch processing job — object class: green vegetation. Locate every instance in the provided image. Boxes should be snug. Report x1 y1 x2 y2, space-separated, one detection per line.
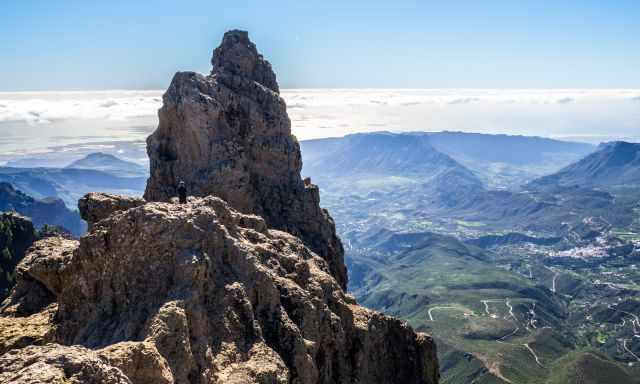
547 351 639 384
346 221 640 383
304 134 640 383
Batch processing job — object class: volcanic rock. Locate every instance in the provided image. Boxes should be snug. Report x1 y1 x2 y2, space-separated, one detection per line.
79 192 146 229
0 194 438 383
144 30 347 289
0 344 132 384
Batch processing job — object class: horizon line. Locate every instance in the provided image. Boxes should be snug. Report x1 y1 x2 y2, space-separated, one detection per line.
2 87 640 94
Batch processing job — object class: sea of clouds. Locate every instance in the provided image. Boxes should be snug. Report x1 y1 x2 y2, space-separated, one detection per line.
0 89 638 165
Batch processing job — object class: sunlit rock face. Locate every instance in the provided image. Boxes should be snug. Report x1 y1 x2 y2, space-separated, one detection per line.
144 30 347 289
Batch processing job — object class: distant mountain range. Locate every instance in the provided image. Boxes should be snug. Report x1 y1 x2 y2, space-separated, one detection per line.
301 133 638 234
65 152 147 177
0 152 148 236
301 131 596 190
0 153 147 209
301 132 485 196
531 141 640 189
0 182 83 236
427 132 596 188
427 131 595 166
302 132 475 178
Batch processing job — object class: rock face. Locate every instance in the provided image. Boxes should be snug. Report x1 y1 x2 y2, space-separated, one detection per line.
0 344 133 384
144 30 347 290
1 194 439 383
79 192 146 229
0 30 439 384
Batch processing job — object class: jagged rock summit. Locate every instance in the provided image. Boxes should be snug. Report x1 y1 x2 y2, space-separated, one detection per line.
0 31 439 384
210 30 279 93
145 29 347 290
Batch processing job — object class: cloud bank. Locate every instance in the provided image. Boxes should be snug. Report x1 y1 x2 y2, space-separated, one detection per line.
0 89 638 157
0 90 161 123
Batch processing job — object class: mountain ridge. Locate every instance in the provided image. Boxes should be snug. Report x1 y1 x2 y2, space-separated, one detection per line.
531 141 640 189
0 182 83 236
65 152 147 177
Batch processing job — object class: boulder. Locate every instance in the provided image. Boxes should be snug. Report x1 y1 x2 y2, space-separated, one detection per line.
0 344 132 384
79 192 146 229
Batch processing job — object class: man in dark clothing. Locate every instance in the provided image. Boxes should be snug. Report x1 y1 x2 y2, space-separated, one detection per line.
177 181 187 204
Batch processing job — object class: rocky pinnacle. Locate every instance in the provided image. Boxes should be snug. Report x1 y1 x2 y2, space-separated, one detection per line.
144 30 347 289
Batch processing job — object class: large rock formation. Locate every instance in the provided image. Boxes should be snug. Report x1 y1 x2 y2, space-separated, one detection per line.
0 30 439 384
0 194 439 383
144 30 347 289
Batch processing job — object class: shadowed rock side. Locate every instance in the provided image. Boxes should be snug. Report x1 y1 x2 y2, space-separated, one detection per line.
0 194 439 384
0 212 37 299
144 30 347 290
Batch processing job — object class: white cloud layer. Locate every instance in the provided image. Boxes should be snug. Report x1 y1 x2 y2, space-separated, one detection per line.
0 88 638 160
282 89 640 142
0 90 162 123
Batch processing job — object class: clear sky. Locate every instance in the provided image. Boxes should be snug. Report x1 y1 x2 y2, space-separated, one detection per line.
1 0 639 91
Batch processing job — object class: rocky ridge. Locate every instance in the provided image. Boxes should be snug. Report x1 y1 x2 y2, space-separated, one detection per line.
0 30 439 384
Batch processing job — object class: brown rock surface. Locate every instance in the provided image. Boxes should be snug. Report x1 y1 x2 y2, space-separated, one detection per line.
0 344 132 384
97 341 174 384
0 195 438 383
0 305 55 355
79 192 146 229
144 30 347 289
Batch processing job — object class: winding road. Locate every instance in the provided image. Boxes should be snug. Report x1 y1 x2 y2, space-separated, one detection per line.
523 343 544 367
623 339 640 362
544 266 559 293
427 306 473 321
430 298 547 376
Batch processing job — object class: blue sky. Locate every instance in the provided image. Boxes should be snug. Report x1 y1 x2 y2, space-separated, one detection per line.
1 0 639 90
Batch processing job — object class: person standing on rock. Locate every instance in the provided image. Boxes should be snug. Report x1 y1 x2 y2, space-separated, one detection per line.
177 181 187 204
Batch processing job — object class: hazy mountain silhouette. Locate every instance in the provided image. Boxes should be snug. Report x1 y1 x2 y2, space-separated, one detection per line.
301 132 484 194
531 141 640 189
0 182 83 236
65 152 147 177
